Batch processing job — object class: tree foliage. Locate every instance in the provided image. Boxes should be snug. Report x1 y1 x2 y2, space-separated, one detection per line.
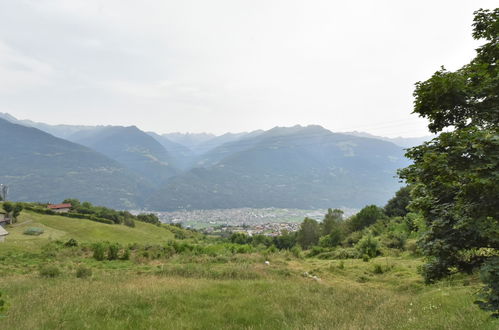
348 205 386 233
399 8 499 316
384 186 412 217
296 218 320 249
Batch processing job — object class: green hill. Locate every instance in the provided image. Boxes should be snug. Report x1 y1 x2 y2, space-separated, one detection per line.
2 210 174 252
0 207 496 329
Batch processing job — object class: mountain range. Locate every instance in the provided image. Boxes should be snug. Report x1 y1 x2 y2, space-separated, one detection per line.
0 112 427 210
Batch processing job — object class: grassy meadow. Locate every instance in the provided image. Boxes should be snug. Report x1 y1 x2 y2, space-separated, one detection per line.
0 212 497 329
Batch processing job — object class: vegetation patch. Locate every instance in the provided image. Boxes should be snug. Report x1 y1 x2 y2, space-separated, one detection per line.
23 227 44 236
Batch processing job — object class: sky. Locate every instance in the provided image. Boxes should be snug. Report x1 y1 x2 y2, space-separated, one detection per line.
0 0 496 137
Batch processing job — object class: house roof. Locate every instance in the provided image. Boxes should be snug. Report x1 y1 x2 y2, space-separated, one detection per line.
0 226 8 236
47 203 72 209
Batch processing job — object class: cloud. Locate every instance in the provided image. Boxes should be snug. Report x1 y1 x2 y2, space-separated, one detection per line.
0 41 54 93
0 0 497 136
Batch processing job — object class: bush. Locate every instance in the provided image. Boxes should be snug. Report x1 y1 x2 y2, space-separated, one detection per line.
405 239 420 256
64 238 78 247
107 243 121 260
39 265 61 278
92 243 106 261
383 231 407 250
124 218 135 228
121 248 131 260
23 227 44 236
373 264 384 274
0 290 6 314
76 266 92 278
290 246 303 258
306 246 325 257
475 257 499 318
325 248 359 260
355 233 380 258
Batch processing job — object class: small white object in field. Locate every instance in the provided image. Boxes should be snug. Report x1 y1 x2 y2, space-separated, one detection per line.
264 261 270 265
312 276 321 281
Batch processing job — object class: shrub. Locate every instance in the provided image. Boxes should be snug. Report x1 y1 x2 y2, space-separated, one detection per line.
475 256 499 318
328 247 359 260
124 218 135 228
356 233 380 258
64 238 78 247
306 246 325 257
121 248 131 260
92 243 106 261
23 227 44 236
76 266 92 278
373 264 384 274
107 243 121 260
39 265 61 278
0 290 6 314
383 231 407 250
362 254 370 262
405 239 420 256
291 245 303 258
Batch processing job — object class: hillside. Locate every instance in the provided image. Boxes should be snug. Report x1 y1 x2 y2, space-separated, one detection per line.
148 125 410 210
162 132 216 149
0 118 147 209
147 132 198 170
0 209 496 329
0 112 95 140
68 126 179 186
2 210 174 252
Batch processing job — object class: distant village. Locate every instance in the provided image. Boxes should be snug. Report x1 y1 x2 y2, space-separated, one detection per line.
205 222 301 237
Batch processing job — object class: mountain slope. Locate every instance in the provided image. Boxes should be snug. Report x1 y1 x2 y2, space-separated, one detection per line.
148 125 410 210
162 132 216 150
0 118 147 208
68 126 178 186
344 131 434 148
0 112 95 139
147 132 197 170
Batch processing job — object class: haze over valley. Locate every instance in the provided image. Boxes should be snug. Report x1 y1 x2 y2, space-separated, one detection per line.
0 112 420 211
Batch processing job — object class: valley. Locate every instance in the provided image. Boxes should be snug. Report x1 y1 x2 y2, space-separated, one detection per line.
0 113 416 211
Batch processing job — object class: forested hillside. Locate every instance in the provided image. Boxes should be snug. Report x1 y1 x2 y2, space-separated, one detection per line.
67 126 179 186
148 125 409 210
0 118 147 208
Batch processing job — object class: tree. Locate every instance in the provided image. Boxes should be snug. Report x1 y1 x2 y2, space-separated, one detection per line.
347 205 386 233
321 208 343 236
384 186 412 217
1 201 21 223
273 230 296 250
2 202 13 215
296 218 320 249
62 198 80 209
12 203 23 221
399 8 499 316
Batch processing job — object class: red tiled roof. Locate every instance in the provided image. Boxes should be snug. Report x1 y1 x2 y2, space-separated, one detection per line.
47 203 72 209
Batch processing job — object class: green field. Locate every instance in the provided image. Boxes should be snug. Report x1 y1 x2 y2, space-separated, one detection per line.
0 212 497 329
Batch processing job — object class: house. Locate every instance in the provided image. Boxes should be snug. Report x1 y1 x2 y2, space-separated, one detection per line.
0 225 8 242
47 203 72 213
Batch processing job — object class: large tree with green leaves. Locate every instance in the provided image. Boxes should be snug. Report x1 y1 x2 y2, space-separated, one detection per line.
399 8 498 316
296 218 320 249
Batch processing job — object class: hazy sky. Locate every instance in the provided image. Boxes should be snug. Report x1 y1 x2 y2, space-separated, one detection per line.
0 1 496 137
